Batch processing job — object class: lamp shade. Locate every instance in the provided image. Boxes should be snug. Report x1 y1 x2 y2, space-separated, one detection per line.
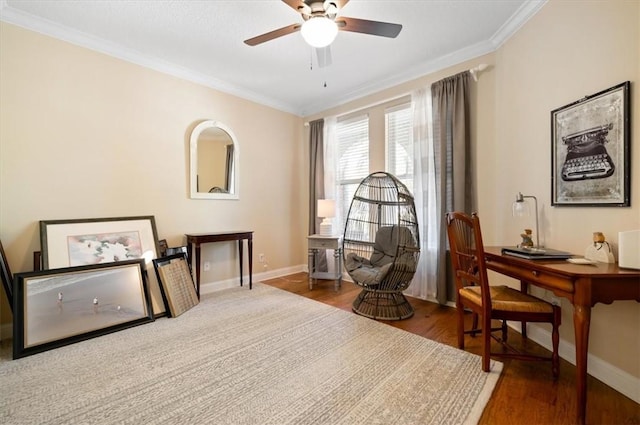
317 199 335 218
512 192 540 249
301 17 338 48
512 197 530 217
317 199 335 236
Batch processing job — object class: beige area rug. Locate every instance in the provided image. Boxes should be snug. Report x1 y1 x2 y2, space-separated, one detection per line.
0 283 502 425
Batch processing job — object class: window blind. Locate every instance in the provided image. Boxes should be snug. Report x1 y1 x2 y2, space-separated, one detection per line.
336 114 369 230
386 103 413 192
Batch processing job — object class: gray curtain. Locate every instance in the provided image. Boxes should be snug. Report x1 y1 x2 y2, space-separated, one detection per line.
309 119 328 272
431 71 472 304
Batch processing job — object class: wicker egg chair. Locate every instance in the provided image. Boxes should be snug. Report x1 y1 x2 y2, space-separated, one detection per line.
342 172 420 320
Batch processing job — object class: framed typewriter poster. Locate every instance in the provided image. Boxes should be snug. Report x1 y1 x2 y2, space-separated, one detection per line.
551 81 630 206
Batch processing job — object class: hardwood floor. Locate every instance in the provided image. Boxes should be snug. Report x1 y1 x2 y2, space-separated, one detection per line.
262 273 640 425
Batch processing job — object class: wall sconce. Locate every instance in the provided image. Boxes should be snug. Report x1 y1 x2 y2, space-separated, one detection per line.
317 199 336 236
512 192 541 249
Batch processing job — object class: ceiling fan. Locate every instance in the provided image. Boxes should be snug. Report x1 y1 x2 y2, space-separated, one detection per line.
244 0 402 48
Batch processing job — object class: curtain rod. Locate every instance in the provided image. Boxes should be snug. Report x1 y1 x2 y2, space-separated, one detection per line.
304 63 489 126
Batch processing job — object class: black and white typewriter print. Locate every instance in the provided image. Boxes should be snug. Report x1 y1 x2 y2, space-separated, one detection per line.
551 81 630 206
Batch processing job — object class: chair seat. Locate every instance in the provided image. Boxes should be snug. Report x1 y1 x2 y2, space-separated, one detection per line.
460 285 555 314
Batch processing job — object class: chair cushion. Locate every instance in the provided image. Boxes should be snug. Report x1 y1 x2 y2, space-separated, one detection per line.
370 226 415 266
459 285 555 314
349 263 394 286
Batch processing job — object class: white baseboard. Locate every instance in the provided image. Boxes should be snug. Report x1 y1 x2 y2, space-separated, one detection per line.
511 322 640 404
200 264 306 295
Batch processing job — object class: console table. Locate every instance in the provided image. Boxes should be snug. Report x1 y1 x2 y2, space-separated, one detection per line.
307 234 343 291
484 246 640 425
185 231 253 297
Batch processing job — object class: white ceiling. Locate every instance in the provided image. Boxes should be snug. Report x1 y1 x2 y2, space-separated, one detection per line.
0 0 545 116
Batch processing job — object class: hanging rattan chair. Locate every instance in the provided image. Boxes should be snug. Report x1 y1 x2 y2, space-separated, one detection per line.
342 172 420 320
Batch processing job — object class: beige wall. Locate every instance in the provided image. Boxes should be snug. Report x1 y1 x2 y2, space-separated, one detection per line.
305 0 640 387
0 23 306 333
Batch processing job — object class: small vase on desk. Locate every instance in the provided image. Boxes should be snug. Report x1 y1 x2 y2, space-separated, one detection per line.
584 232 615 263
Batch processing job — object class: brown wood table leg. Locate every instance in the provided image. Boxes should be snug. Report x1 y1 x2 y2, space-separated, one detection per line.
248 235 253 289
193 243 202 299
238 239 244 287
574 303 591 425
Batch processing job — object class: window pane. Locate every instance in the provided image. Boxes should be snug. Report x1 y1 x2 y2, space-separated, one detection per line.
386 104 413 193
336 114 369 230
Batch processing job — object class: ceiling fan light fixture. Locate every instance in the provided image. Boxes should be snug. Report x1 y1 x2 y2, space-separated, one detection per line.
301 16 338 48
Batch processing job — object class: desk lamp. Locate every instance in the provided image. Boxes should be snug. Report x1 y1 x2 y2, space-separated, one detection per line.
317 199 336 236
512 192 542 250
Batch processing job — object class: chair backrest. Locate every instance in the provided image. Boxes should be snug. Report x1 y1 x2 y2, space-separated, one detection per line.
370 225 416 267
445 212 492 309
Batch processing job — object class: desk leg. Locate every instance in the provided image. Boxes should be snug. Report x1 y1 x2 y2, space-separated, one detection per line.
238 240 244 287
248 236 253 289
193 243 202 299
574 303 591 425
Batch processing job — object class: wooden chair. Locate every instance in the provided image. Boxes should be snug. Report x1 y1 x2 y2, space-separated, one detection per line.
445 211 561 378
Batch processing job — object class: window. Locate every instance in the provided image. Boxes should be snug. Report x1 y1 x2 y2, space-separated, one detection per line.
336 114 369 230
386 103 413 193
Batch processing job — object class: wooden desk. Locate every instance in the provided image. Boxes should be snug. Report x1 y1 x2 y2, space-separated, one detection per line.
484 246 640 425
185 231 253 297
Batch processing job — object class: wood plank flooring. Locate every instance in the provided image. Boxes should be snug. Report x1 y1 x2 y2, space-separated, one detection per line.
262 273 640 425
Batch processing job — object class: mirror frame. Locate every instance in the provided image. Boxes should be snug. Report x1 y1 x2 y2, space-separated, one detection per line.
189 120 239 200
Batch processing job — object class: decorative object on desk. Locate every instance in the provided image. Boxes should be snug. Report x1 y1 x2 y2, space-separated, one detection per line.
39 216 166 317
519 228 534 248
512 192 542 249
153 253 199 318
0 240 13 312
618 229 640 270
317 199 335 236
551 81 630 207
12 259 154 359
584 232 615 263
343 172 420 320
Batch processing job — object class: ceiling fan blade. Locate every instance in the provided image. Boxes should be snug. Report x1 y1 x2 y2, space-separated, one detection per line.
244 24 302 46
281 0 310 15
336 16 402 38
315 46 332 68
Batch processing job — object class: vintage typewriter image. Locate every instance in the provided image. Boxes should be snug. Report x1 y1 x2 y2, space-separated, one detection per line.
561 123 615 181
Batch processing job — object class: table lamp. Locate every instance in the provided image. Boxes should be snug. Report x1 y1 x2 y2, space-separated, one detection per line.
512 192 542 250
317 199 335 236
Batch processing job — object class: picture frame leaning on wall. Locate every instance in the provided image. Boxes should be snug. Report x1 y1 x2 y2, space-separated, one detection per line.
13 259 154 359
39 215 166 317
551 81 630 207
153 252 199 318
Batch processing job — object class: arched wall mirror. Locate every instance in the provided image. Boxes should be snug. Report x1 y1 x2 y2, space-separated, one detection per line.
190 120 239 200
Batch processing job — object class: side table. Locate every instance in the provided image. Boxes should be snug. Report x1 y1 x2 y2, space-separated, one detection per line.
185 231 253 298
307 234 343 291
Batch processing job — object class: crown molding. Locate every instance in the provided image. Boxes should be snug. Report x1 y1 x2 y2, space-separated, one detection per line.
300 1 548 116
0 1 300 115
1 0 547 117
